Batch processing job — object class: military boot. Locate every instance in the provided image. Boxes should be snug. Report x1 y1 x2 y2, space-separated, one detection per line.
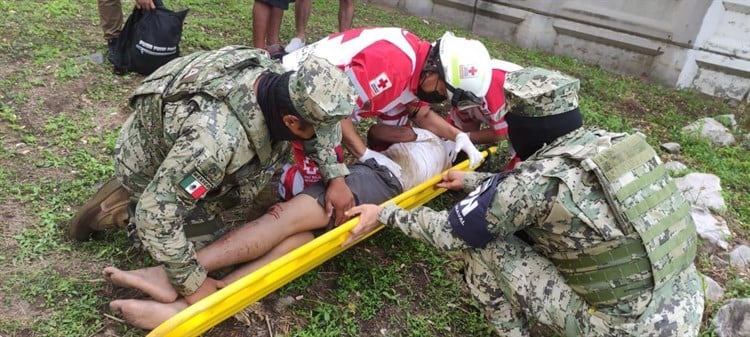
68 178 131 241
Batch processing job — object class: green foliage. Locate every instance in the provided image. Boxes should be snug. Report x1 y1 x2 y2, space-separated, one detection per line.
43 0 82 18
55 59 87 80
0 105 21 129
8 268 106 336
724 277 750 299
32 45 63 66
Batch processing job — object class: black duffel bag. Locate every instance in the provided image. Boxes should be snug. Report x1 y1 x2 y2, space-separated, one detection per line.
112 4 188 75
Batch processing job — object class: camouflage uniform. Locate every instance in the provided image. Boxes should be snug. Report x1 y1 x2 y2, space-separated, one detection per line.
114 46 355 295
376 68 704 336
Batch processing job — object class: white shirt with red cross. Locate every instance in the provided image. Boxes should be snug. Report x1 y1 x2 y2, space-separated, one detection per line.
282 27 432 126
280 27 433 192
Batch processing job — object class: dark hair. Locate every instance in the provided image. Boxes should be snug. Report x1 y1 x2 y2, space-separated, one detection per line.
422 43 443 77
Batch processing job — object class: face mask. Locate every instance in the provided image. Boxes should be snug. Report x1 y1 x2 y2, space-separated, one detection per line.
417 87 447 103
417 71 448 104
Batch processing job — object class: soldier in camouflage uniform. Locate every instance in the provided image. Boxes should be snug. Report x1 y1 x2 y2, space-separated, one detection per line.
345 67 704 336
69 45 356 304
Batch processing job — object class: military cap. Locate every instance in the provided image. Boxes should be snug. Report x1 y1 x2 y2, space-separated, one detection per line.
502 67 580 117
288 54 356 149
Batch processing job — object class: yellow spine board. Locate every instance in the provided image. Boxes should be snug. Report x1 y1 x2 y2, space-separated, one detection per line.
148 147 496 337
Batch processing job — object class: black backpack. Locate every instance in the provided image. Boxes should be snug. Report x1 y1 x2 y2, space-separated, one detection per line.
113 5 189 75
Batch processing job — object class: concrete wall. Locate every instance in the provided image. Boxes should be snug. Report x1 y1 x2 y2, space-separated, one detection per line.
367 0 750 102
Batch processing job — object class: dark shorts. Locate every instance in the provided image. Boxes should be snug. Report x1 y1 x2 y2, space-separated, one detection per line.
301 159 403 209
256 0 292 10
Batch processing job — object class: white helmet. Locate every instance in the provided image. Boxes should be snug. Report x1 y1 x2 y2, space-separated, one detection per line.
436 32 492 102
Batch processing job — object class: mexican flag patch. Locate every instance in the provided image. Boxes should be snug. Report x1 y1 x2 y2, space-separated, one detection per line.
180 174 208 199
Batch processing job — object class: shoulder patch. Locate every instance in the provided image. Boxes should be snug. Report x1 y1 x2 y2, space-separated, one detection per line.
369 72 392 96
448 174 502 248
180 173 209 199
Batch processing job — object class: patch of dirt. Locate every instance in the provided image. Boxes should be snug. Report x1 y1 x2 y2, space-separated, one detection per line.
231 299 306 336
0 259 57 334
29 75 133 130
0 195 50 332
614 96 651 119
0 290 37 328
0 51 144 336
1 200 31 238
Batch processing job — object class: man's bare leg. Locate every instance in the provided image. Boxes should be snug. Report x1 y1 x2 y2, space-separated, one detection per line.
104 195 326 299
266 6 284 47
293 0 310 41
338 0 355 32
252 1 271 48
103 265 178 303
110 298 187 330
198 194 326 271
109 232 315 329
221 231 315 284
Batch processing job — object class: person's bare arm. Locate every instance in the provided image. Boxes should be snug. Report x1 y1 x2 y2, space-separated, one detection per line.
469 128 505 144
411 105 460 140
340 117 368 158
366 123 418 149
325 177 355 226
454 112 506 144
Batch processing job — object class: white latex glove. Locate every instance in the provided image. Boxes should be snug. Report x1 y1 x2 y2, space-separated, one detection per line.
359 149 402 177
454 132 483 168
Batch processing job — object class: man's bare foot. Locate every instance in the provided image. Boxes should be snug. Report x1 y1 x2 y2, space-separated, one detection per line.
103 266 179 303
109 298 187 330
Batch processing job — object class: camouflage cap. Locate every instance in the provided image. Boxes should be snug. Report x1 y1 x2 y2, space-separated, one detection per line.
503 67 580 117
288 54 355 155
288 54 356 126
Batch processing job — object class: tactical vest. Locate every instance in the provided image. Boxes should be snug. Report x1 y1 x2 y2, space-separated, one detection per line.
530 129 697 307
129 45 288 167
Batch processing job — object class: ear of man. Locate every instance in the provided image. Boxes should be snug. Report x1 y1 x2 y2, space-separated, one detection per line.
282 113 303 128
282 114 315 139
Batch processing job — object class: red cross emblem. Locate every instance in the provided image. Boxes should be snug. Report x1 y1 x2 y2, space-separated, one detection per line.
460 64 479 78
369 72 392 96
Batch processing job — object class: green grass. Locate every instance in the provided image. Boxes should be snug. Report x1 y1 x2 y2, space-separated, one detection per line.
5 268 105 335
0 0 747 336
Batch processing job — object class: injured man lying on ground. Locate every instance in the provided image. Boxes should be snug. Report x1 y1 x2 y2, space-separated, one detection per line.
104 125 457 330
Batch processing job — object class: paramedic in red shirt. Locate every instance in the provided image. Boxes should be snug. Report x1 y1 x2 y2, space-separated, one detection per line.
279 27 493 201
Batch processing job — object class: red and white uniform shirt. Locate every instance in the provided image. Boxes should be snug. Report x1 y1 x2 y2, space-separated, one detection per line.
283 27 431 125
279 27 433 199
446 59 523 171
